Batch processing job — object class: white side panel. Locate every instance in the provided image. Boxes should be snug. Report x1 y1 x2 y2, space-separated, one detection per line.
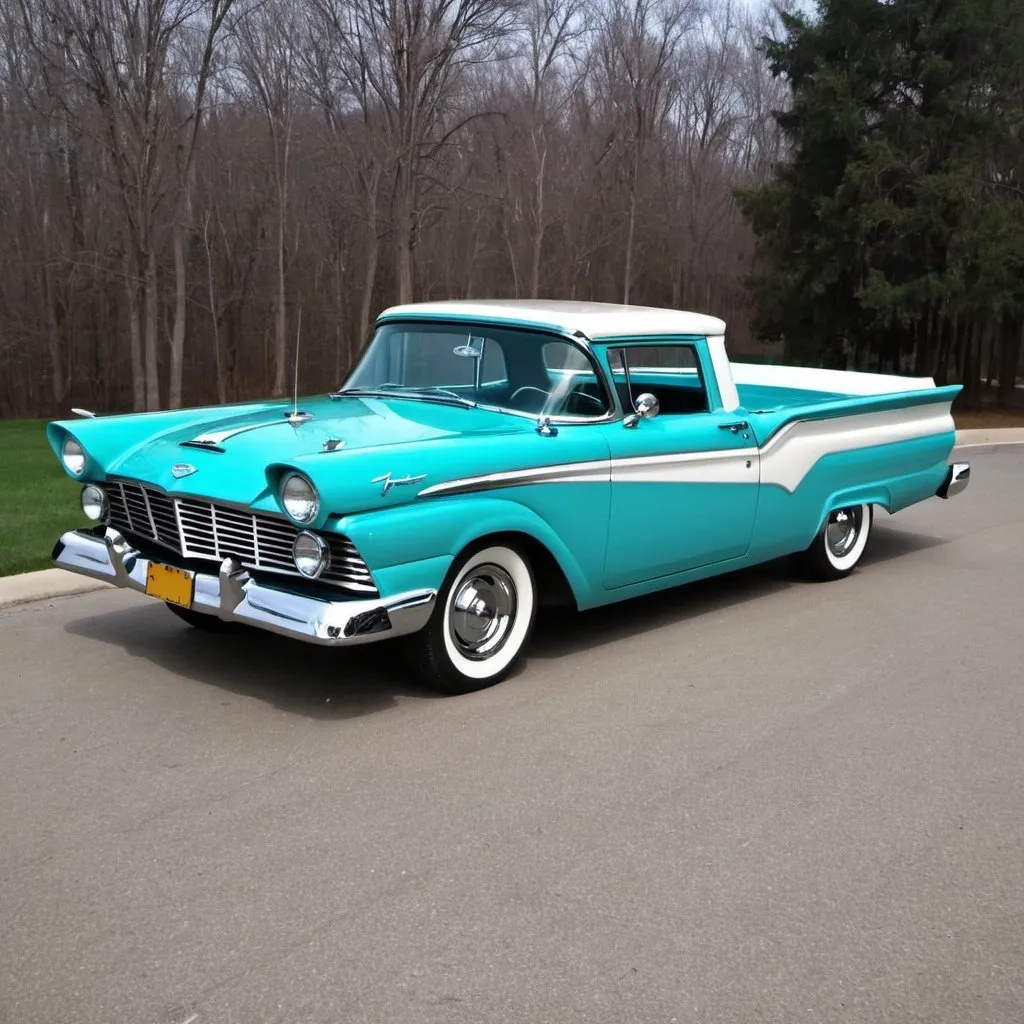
731 361 937 396
759 404 954 492
706 336 740 412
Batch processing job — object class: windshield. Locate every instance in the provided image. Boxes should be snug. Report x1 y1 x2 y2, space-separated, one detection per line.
338 323 612 420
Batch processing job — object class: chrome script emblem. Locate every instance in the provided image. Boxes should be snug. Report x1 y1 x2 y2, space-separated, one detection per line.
171 463 197 479
372 471 426 496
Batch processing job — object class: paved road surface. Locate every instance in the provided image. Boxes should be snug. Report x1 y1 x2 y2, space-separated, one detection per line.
2 449 1022 1024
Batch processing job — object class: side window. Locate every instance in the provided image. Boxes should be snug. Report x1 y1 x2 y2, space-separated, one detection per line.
609 344 709 415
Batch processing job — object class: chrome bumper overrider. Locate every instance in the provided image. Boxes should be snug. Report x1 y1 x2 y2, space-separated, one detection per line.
937 462 970 499
51 527 436 646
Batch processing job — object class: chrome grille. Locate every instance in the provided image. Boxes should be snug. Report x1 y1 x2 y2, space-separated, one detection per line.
102 480 376 594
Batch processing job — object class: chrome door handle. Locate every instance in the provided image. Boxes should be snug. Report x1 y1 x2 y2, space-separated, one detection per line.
718 420 749 434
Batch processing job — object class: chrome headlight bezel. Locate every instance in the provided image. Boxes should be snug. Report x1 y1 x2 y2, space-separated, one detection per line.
62 436 86 476
80 484 108 521
292 531 329 579
280 472 319 524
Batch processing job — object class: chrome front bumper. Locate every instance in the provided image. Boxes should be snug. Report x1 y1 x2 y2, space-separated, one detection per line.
937 462 970 499
51 527 436 646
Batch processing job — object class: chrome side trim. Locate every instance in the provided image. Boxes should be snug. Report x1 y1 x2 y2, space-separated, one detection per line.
51 528 435 647
417 447 759 498
937 462 970 499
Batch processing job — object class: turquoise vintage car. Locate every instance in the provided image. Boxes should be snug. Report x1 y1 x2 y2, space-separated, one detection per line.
48 300 969 693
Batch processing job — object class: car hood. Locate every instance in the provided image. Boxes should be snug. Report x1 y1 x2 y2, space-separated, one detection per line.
48 395 562 516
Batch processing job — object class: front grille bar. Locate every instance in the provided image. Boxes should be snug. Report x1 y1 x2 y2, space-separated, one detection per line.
101 480 377 595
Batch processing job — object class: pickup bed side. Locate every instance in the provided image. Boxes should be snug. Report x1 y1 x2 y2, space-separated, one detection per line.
713 355 960 562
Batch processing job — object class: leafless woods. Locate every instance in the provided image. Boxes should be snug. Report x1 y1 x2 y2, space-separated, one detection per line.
0 0 785 416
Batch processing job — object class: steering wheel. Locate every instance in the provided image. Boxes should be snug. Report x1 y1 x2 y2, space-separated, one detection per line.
509 386 551 410
563 388 606 415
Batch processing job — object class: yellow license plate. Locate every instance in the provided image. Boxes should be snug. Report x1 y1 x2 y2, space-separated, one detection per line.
145 563 195 609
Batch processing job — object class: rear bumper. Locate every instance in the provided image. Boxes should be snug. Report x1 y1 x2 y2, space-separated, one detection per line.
936 462 970 499
51 527 435 646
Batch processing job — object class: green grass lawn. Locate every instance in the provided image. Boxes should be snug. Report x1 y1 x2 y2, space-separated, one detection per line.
1 420 85 577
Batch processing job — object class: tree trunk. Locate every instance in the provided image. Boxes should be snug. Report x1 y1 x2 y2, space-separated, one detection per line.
169 216 187 409
913 305 935 377
529 141 547 299
203 214 227 406
126 256 145 412
358 221 379 349
144 248 160 409
623 153 638 305
997 318 1022 409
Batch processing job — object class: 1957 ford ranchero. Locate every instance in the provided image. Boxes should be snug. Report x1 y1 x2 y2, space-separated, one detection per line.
48 300 970 693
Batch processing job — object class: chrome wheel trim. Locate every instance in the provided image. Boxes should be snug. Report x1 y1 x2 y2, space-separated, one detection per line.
447 564 518 661
825 506 862 559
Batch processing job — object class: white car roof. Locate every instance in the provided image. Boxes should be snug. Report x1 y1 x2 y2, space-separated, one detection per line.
376 299 727 340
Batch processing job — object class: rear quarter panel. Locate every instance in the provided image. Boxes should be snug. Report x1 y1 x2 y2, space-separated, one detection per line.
744 388 960 559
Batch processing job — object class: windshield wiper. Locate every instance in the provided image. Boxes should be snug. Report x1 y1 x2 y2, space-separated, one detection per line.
330 384 476 408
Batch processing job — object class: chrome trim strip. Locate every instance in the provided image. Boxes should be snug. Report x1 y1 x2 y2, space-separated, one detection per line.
51 528 435 647
118 481 134 533
139 484 157 539
186 419 288 447
418 447 758 498
173 496 188 556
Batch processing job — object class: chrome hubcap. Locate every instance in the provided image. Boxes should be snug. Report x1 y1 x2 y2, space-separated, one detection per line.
449 564 517 660
825 506 862 558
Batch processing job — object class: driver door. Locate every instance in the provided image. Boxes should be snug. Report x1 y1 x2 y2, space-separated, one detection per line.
599 342 760 589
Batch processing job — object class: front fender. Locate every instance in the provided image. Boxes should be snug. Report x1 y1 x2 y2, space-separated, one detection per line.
336 495 600 608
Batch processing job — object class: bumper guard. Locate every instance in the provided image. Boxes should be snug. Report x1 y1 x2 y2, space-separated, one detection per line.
937 462 970 499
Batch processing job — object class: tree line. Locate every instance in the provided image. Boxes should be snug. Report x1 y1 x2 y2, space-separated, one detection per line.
0 0 785 416
1 0 1019 419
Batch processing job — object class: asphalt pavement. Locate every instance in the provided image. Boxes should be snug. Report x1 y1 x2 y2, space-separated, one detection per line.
2 448 1022 1024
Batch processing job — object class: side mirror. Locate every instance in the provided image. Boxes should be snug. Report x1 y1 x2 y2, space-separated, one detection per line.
634 393 659 419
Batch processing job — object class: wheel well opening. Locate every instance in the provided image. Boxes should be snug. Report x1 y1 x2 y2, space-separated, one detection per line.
479 532 578 611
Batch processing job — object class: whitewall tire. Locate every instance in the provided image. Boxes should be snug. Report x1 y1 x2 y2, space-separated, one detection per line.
793 504 873 581
407 543 537 694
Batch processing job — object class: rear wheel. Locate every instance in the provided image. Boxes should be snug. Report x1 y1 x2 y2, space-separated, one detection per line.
165 603 237 631
406 543 537 695
793 503 873 581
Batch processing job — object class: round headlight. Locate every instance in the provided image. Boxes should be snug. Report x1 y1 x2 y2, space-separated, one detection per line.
292 531 329 578
81 484 108 521
281 473 319 523
62 437 86 476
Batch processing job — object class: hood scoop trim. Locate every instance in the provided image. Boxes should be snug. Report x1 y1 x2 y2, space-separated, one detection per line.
180 439 226 452
179 414 313 452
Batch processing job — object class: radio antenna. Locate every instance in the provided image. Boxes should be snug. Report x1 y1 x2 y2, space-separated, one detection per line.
286 305 311 425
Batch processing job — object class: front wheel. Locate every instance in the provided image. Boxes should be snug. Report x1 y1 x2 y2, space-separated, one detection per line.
792 504 873 581
405 543 537 695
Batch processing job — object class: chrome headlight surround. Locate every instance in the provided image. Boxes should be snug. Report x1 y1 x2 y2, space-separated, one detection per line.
292 531 329 579
80 484 108 521
280 472 319 524
62 436 87 476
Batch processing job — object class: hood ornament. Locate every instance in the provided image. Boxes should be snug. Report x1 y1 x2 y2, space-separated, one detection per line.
171 463 197 479
372 471 426 497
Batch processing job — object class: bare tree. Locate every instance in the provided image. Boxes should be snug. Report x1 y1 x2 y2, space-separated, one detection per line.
0 0 810 418
335 0 522 302
594 0 695 302
232 0 302 397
